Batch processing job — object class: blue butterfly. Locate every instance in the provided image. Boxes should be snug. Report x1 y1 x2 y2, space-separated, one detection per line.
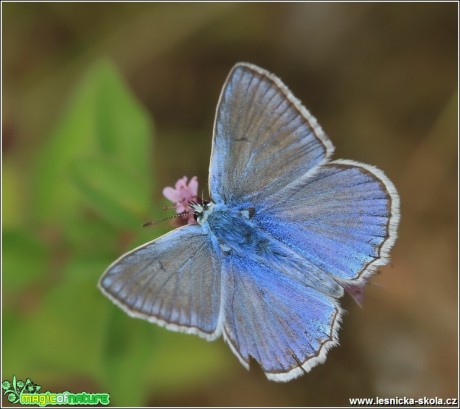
99 63 400 382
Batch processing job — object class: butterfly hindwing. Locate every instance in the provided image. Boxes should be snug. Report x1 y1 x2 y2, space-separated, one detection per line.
99 225 222 339
222 254 342 381
254 160 400 283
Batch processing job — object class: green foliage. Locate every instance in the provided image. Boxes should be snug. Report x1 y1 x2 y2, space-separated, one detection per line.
71 155 151 228
3 60 231 406
33 60 153 226
2 229 48 292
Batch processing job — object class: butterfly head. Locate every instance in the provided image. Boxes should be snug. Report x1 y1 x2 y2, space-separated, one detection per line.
189 201 214 225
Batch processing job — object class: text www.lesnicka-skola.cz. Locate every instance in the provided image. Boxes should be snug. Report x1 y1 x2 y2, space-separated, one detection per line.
349 396 458 406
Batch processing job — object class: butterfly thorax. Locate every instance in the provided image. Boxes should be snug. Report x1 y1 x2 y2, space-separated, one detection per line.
192 202 272 258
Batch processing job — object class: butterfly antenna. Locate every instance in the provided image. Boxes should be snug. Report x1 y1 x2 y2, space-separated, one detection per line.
142 212 192 227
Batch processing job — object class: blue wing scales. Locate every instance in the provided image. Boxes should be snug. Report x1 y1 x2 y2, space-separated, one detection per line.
254 160 400 283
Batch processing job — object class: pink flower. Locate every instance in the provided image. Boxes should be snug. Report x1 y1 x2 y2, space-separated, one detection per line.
163 176 199 224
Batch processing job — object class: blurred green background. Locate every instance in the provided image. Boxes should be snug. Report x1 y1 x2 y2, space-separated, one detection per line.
2 2 457 407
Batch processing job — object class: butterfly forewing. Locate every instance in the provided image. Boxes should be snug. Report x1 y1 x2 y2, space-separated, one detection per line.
99 225 222 339
209 63 334 205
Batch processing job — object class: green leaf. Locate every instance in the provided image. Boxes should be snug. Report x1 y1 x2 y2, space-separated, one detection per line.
71 155 151 229
62 215 120 259
3 268 111 381
2 229 49 292
100 310 156 406
34 60 153 227
2 160 26 228
94 62 153 179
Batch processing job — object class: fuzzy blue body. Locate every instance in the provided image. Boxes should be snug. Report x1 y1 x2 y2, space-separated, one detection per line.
199 201 345 300
203 203 270 258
